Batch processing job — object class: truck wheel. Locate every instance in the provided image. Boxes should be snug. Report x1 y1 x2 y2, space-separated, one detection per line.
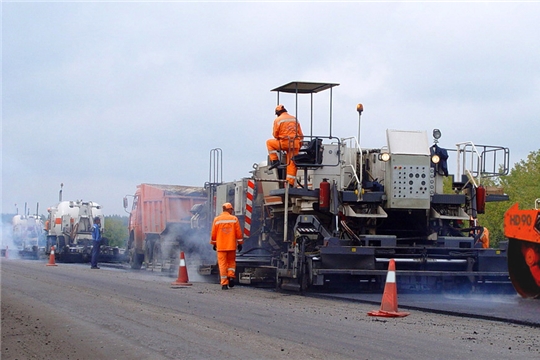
153 241 163 269
129 247 142 270
58 236 66 249
144 240 154 269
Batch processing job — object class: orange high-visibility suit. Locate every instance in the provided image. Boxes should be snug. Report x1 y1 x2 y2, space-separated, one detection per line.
266 108 304 186
210 210 243 286
479 227 490 248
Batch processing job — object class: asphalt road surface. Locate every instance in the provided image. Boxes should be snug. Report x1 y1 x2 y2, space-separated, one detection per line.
320 291 540 326
2 259 539 359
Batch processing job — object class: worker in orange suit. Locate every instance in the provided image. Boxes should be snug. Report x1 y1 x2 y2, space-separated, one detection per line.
266 104 304 187
210 202 243 290
478 227 490 248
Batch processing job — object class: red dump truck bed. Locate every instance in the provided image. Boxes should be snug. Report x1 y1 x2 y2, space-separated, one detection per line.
126 183 208 270
137 183 207 235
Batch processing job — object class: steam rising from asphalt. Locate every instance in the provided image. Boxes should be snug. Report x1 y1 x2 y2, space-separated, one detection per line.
159 227 217 284
443 293 520 304
1 220 20 259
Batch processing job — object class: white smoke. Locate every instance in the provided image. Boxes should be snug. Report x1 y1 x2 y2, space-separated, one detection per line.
153 225 216 283
182 230 217 284
1 219 20 260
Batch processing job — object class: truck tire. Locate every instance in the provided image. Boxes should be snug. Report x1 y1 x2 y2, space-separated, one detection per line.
144 239 154 268
128 245 143 270
57 236 66 261
58 235 66 248
153 241 163 269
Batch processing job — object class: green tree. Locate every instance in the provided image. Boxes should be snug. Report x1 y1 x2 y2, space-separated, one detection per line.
103 215 128 248
478 150 540 247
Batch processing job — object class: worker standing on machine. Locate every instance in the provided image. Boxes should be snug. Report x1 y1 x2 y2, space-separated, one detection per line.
266 104 304 187
210 203 243 290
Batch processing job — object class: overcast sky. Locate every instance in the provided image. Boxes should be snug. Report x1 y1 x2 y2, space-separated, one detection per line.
2 1 539 216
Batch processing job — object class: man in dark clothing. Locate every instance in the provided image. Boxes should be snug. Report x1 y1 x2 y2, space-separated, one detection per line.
91 217 102 269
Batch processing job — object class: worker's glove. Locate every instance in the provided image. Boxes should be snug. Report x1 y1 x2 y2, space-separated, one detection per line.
237 244 243 252
213 245 216 251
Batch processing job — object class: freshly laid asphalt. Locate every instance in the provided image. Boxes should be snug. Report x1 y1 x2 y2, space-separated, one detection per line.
315 291 540 326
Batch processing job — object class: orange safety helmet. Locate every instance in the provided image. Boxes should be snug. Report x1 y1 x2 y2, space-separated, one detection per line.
275 104 287 116
223 202 233 210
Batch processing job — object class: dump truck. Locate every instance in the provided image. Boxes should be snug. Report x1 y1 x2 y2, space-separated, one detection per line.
123 183 208 271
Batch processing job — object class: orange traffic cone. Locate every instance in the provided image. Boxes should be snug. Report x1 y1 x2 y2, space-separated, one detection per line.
46 246 58 267
171 251 192 287
368 259 409 317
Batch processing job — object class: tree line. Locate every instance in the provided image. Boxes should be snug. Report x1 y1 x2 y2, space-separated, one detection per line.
103 215 129 248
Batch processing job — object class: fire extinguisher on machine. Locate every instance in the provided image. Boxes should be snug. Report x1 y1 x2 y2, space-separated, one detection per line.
319 178 330 211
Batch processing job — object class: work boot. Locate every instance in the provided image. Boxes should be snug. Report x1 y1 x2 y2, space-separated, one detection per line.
268 160 280 170
222 285 229 290
228 277 235 288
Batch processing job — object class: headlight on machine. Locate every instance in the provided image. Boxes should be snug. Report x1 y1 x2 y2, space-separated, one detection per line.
431 154 440 164
378 152 391 162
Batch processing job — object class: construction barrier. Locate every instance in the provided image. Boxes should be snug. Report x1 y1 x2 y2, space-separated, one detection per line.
244 179 255 238
46 246 58 267
368 259 409 317
171 251 192 287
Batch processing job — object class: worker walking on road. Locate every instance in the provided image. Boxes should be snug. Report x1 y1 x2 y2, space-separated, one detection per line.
266 104 304 187
210 203 243 290
91 217 102 269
